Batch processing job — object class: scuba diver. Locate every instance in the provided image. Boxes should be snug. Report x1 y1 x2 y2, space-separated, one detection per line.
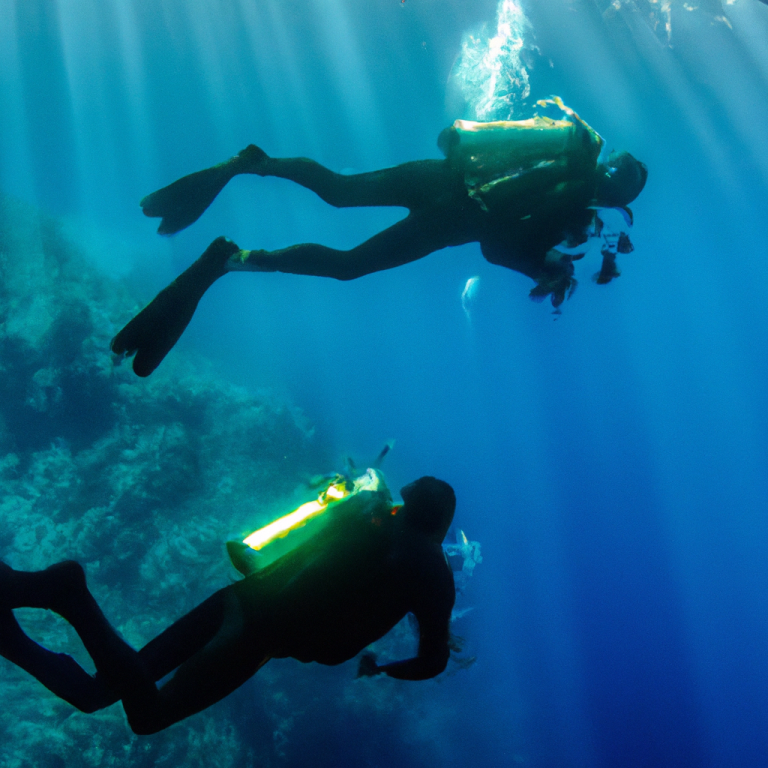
112 98 648 377
0 474 456 734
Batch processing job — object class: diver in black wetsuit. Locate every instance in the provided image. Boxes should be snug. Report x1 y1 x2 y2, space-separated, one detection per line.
111 99 647 377
0 476 455 735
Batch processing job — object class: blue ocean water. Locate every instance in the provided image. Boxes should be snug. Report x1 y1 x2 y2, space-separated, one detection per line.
1 1 768 766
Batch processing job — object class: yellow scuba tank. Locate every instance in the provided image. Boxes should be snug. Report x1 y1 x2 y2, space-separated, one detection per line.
226 468 395 576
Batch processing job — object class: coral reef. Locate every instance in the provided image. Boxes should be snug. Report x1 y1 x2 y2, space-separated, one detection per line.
0 194 475 768
0 194 322 766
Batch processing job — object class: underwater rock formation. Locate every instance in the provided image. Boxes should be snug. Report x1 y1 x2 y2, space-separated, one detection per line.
0 194 476 767
0 194 320 766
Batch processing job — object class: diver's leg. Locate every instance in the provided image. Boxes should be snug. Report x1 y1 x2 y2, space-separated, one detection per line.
121 590 268 734
0 562 252 724
82 588 231 707
110 236 241 377
8 562 174 732
44 570 261 734
136 589 229 681
251 156 459 210
140 144 454 233
50 582 266 734
1 559 227 687
112 208 477 376
228 208 475 281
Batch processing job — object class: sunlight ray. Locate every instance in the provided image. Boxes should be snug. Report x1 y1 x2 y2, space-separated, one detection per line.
0 3 33 198
306 0 388 167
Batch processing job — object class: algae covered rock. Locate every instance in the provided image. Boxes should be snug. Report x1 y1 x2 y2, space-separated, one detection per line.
0 195 468 768
0 195 322 767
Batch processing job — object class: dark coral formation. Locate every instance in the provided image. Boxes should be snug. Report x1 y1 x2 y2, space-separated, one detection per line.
0 195 471 768
0 194 323 766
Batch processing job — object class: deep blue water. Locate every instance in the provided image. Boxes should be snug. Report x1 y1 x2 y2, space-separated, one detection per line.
2 1 768 766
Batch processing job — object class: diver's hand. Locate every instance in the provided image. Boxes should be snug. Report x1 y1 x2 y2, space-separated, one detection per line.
356 652 382 678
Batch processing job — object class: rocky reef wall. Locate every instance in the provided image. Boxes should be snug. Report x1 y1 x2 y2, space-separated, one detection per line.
0 196 459 768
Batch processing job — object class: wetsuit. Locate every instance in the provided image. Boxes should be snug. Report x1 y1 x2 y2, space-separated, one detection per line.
227 135 598 289
111 101 647 376
0 476 455 734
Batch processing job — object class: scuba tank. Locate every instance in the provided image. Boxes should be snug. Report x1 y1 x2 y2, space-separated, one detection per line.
227 468 397 576
438 97 603 211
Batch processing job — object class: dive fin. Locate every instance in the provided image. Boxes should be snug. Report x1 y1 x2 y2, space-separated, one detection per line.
140 163 236 236
111 237 239 376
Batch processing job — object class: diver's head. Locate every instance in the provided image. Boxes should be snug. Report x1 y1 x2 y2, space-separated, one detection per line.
596 151 648 207
400 476 456 543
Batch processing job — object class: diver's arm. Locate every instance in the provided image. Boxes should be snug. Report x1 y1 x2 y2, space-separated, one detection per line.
594 248 621 284
367 558 455 681
550 237 592 260
374 625 451 681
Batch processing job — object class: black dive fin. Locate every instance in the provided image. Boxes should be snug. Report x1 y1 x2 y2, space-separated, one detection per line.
111 237 239 376
140 163 235 236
